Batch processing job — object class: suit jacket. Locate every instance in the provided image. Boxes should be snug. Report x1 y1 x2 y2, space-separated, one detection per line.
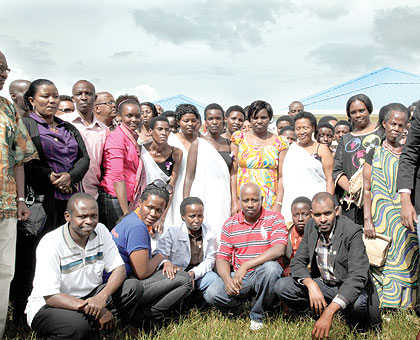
290 215 369 304
397 109 420 213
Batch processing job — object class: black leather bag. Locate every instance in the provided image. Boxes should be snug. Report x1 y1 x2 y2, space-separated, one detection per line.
18 186 47 237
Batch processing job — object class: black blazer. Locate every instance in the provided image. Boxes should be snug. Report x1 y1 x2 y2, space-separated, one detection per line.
397 109 420 213
290 215 369 304
22 116 90 195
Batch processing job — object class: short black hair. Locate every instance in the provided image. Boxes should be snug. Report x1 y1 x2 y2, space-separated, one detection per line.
116 94 140 111
149 116 169 130
346 94 373 118
334 120 352 132
279 126 295 134
140 102 158 117
117 99 140 114
318 116 338 124
175 104 201 122
180 197 204 216
294 111 317 129
225 105 245 119
276 115 294 127
312 192 337 208
140 184 170 206
204 103 224 120
66 193 98 214
248 100 273 120
162 110 176 118
315 122 334 138
24 79 55 111
59 95 73 102
291 196 312 208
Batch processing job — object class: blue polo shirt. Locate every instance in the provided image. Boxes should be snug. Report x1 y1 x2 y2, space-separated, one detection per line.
110 211 151 276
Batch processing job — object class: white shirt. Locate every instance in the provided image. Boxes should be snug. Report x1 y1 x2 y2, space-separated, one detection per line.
25 222 123 326
154 222 217 280
60 111 108 199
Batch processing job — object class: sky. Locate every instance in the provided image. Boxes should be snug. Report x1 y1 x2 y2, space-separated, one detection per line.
1 0 420 112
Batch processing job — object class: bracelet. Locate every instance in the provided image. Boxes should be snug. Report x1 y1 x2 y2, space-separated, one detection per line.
16 197 25 202
274 201 282 206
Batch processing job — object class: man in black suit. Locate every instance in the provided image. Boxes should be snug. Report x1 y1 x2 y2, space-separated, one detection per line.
275 192 380 339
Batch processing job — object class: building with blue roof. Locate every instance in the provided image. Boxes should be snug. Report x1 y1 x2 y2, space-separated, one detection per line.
154 94 205 120
281 67 420 117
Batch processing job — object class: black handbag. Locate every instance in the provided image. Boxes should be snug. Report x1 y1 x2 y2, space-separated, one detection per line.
18 186 47 237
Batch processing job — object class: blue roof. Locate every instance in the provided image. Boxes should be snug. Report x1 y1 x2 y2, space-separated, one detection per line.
298 67 420 111
154 94 205 119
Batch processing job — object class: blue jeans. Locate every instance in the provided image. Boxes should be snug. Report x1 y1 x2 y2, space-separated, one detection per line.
195 271 219 293
203 261 283 322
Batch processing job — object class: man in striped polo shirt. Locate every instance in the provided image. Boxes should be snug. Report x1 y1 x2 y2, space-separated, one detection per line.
204 183 287 331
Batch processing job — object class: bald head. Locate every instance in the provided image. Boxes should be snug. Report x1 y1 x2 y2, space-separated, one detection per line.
9 80 31 115
312 192 336 208
288 101 304 118
240 183 262 198
66 192 98 214
94 92 116 126
0 51 8 92
72 80 96 115
239 183 263 222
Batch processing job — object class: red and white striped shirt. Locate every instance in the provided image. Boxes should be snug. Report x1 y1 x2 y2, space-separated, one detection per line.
217 208 288 272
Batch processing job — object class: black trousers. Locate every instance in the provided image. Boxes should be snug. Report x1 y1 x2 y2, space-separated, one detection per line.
31 279 143 340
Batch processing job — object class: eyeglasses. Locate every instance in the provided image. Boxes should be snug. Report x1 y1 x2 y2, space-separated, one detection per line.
96 101 116 107
57 108 74 113
0 66 11 75
151 179 174 194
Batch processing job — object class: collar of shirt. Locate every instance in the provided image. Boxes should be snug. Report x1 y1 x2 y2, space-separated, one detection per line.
237 207 266 227
63 111 107 129
188 225 203 240
30 112 67 127
317 221 337 247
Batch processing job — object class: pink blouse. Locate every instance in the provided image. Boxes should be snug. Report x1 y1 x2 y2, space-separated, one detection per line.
100 125 139 201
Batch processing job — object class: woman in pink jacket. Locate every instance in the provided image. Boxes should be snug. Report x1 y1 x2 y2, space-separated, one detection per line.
99 99 145 230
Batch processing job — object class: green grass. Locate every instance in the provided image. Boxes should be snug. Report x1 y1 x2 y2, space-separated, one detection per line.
5 308 419 340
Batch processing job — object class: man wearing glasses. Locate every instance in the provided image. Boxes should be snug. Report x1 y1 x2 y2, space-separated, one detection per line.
94 92 118 131
57 95 75 115
0 51 37 337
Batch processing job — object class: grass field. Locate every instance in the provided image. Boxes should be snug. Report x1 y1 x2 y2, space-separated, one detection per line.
5 308 419 340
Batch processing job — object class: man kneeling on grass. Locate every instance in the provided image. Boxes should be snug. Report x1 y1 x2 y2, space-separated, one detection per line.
275 192 381 339
154 197 219 300
25 193 143 340
204 183 287 331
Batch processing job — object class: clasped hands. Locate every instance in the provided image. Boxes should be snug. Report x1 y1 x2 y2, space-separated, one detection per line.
50 172 72 194
77 294 115 330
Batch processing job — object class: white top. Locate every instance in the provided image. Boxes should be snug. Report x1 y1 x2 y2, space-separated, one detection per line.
60 111 108 199
154 222 217 280
25 223 123 326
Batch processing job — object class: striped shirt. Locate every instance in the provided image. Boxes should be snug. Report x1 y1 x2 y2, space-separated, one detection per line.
217 208 288 272
25 222 123 326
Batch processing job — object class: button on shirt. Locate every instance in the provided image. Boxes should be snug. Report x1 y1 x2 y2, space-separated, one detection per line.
60 112 108 199
0 97 37 218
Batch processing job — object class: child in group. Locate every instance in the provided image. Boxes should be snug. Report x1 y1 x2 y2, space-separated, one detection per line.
283 196 312 276
154 197 219 298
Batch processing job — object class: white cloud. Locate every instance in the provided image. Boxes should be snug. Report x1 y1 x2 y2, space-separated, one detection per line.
115 84 160 102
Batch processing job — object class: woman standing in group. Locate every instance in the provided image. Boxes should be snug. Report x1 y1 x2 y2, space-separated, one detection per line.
99 99 145 229
231 100 288 212
363 103 418 309
141 116 183 230
282 111 334 222
221 105 245 140
184 103 237 237
333 94 381 224
12 79 89 321
138 102 158 144
167 104 201 226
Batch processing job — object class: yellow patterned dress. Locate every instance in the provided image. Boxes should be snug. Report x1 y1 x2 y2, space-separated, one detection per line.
370 145 419 308
232 131 288 210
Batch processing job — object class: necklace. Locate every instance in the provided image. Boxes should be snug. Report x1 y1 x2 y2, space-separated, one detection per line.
251 131 269 148
383 140 402 156
49 122 58 133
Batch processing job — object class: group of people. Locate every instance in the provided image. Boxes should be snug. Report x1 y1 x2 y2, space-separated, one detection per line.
1 48 420 339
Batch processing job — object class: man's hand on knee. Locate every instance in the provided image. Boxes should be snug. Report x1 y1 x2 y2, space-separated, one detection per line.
223 277 241 296
303 279 327 316
98 308 115 331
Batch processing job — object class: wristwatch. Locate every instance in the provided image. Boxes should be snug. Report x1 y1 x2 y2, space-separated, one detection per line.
17 197 25 202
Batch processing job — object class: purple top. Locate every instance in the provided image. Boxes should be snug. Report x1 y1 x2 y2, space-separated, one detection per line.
30 113 78 200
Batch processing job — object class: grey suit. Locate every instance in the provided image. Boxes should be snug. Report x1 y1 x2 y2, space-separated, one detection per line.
275 215 381 330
